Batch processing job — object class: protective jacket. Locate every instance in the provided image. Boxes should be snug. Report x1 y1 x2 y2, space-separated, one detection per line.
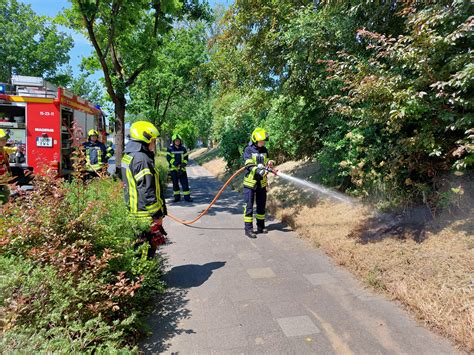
167 144 189 171
122 140 166 221
82 140 107 171
243 142 269 189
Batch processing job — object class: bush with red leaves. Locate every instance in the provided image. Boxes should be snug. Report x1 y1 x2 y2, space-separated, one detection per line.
0 171 164 352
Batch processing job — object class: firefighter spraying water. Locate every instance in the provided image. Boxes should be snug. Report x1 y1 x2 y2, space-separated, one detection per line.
166 128 355 233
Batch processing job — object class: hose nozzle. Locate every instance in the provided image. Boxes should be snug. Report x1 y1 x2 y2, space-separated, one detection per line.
265 166 278 175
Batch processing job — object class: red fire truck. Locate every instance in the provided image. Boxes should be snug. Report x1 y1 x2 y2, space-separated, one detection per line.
0 75 106 177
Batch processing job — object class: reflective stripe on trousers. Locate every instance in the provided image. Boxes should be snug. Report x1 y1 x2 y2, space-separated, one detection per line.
170 170 190 196
243 186 267 231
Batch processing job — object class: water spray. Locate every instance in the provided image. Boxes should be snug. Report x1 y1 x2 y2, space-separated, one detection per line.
167 164 354 225
265 167 354 205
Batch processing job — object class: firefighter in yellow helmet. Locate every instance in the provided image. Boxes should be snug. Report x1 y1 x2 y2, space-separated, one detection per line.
122 121 167 258
0 129 12 204
242 128 275 238
167 133 192 202
82 129 107 179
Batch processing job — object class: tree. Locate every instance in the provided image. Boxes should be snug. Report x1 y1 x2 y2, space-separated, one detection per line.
210 0 473 206
67 73 104 105
325 1 474 202
0 0 73 83
63 0 210 168
128 23 208 131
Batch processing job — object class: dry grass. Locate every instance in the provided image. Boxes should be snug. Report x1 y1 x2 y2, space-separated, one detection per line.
188 148 208 160
195 154 474 351
202 158 227 180
268 160 473 351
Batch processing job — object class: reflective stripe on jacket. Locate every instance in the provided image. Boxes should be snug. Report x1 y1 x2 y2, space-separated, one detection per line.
83 141 106 171
167 144 189 171
122 140 165 222
243 142 269 189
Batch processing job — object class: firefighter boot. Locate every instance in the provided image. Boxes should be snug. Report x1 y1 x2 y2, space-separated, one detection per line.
245 226 257 239
173 193 181 202
257 220 268 234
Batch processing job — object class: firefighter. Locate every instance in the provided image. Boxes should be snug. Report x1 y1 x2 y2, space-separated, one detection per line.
242 128 275 238
0 129 13 204
167 133 192 202
105 141 115 161
122 121 167 258
82 129 107 178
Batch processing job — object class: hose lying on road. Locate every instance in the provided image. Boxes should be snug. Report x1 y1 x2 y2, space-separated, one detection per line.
166 166 247 225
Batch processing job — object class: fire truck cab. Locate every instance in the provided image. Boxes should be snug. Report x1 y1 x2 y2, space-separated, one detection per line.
0 75 106 177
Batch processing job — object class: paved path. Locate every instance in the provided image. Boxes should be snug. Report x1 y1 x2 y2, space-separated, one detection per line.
141 162 455 354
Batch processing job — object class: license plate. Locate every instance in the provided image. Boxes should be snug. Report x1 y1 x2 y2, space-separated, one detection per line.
36 137 53 147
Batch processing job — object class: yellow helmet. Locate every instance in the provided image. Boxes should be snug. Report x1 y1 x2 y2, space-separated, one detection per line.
0 129 7 139
88 129 99 137
251 127 269 143
172 133 182 142
130 121 159 144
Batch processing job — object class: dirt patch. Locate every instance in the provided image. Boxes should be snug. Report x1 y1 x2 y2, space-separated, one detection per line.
198 156 473 351
189 148 208 160
202 158 227 179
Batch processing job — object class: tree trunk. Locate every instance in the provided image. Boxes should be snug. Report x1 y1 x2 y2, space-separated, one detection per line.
114 96 126 173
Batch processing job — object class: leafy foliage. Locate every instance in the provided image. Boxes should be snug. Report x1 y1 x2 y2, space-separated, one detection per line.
62 0 211 165
0 175 163 352
323 1 474 203
209 0 473 207
0 0 73 82
129 23 209 131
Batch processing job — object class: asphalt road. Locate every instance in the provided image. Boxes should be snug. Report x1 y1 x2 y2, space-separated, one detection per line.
141 162 455 354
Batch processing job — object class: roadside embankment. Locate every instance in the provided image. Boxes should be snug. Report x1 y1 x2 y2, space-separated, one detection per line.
190 148 473 351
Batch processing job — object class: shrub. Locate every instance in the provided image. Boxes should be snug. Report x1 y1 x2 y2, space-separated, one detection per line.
0 173 164 352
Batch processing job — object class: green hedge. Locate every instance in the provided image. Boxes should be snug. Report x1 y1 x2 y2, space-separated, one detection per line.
0 176 164 352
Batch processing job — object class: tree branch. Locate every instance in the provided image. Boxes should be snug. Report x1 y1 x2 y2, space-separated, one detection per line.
153 1 161 37
79 4 117 103
154 91 161 111
125 59 151 87
124 1 161 87
159 86 177 126
109 0 125 81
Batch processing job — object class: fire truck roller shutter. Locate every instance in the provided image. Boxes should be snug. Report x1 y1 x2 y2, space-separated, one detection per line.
74 109 86 138
85 112 95 138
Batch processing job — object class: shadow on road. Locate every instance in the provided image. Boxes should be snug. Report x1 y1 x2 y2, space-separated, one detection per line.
140 286 193 354
165 261 226 288
266 221 292 233
140 261 225 353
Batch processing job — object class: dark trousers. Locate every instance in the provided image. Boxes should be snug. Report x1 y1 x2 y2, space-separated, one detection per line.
243 185 267 231
170 170 190 197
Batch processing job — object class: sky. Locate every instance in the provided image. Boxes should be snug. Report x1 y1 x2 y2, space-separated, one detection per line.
22 0 232 78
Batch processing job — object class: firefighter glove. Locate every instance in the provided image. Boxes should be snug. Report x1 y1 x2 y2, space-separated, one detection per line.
256 164 267 177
